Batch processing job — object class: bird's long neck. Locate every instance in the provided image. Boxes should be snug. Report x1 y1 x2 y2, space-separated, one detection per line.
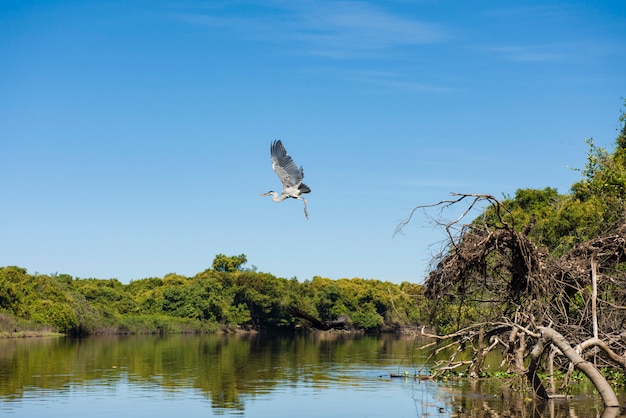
271 192 289 202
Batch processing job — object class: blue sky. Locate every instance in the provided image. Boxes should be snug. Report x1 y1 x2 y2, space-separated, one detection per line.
1 1 625 284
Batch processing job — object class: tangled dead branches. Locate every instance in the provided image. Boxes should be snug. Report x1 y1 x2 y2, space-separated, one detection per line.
399 193 626 407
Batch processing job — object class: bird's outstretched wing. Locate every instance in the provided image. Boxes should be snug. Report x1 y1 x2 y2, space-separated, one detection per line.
271 140 304 189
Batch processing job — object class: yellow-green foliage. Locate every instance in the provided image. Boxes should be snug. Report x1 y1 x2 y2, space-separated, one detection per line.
0 261 426 335
303 276 423 330
0 267 80 333
481 187 608 257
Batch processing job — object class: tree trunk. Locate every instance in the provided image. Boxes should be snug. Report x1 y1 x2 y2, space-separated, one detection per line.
527 338 550 400
591 250 599 339
539 326 619 408
470 327 485 377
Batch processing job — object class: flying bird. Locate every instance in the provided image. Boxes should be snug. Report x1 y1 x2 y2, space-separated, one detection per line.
261 140 311 219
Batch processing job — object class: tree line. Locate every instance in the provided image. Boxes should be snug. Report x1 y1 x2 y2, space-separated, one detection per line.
0 258 426 336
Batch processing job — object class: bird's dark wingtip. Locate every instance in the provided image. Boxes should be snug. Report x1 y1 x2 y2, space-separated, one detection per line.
270 140 288 159
271 139 283 151
299 183 311 194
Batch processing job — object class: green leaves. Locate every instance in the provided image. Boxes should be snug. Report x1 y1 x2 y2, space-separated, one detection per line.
212 254 248 272
0 264 425 335
304 277 424 331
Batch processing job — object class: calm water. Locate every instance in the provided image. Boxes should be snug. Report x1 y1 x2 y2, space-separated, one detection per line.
0 333 623 417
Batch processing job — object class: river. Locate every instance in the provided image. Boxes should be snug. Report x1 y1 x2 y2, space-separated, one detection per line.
0 333 623 417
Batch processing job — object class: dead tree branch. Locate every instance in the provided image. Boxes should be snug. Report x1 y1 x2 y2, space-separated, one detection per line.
399 193 626 406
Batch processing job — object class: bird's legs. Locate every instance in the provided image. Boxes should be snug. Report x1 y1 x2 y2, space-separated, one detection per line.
299 197 309 219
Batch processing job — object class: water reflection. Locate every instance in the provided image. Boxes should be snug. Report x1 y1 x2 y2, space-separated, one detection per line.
0 334 624 417
440 377 626 417
0 333 433 416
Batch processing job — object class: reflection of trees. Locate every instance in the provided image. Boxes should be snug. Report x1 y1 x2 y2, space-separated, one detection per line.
0 337 80 398
0 334 421 411
2 334 623 415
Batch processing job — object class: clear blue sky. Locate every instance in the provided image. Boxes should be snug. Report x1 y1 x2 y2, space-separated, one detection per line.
1 1 625 284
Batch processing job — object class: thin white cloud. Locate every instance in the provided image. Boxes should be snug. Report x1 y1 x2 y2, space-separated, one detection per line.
482 39 626 63
174 0 447 58
476 4 625 64
173 1 456 92
288 1 445 51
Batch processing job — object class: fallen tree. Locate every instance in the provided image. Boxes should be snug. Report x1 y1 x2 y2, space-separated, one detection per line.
288 307 350 331
533 326 619 407
399 193 626 408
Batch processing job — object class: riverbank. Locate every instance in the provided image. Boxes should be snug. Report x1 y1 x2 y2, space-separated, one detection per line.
0 330 65 338
0 322 423 338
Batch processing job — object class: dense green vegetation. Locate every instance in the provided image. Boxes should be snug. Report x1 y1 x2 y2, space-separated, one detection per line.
0 334 428 410
0 257 426 336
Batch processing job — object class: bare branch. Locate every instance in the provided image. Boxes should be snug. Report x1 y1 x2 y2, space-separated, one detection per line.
399 192 626 404
394 193 469 237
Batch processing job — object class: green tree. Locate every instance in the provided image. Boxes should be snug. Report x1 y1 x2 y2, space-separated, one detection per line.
231 271 294 328
0 267 24 315
212 254 248 272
